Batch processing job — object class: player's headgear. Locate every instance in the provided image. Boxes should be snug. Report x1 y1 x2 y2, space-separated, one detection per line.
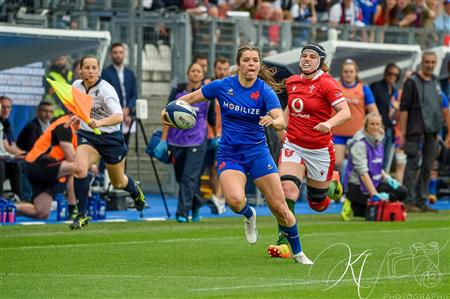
300 43 326 75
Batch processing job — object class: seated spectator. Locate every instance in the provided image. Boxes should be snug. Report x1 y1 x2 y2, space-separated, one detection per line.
396 0 417 27
357 0 379 25
329 0 365 27
413 0 437 28
434 0 450 44
15 115 77 219
232 0 258 18
373 0 398 26
16 100 54 152
341 112 409 220
0 96 26 199
291 0 318 46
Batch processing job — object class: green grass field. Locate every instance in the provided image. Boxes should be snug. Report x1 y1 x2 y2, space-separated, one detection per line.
1 212 449 299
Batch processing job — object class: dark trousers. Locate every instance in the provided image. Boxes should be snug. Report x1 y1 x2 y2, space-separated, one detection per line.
170 142 207 218
347 182 408 217
403 133 438 206
0 160 23 199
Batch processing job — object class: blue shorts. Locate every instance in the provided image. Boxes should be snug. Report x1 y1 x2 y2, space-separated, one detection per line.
333 135 352 145
77 130 127 165
217 147 278 180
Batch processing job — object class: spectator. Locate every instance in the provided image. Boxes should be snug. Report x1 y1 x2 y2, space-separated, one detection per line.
16 100 54 152
332 59 378 174
357 0 379 25
101 42 138 145
373 0 398 26
232 0 258 17
291 0 318 46
45 56 72 117
329 0 365 27
155 62 216 223
434 0 450 44
396 0 417 27
341 112 408 220
15 115 77 219
72 59 82 82
399 51 450 212
193 54 209 79
0 96 26 199
370 63 401 171
413 0 437 27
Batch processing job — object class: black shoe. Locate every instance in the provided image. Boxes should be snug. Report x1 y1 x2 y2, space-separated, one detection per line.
133 182 146 212
69 215 89 230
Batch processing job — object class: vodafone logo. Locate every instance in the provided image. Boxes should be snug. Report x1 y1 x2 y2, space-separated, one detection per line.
291 98 304 113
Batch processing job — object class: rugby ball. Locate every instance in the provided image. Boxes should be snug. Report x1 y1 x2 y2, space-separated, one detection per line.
165 100 197 130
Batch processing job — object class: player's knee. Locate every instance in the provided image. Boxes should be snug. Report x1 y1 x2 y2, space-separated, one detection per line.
307 186 330 212
226 194 245 211
35 210 50 219
73 165 88 179
280 175 301 199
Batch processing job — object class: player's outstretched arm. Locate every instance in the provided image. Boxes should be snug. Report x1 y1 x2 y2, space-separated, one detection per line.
177 89 207 105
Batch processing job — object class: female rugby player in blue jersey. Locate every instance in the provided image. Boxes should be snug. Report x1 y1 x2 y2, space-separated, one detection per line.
68 55 146 230
162 46 313 264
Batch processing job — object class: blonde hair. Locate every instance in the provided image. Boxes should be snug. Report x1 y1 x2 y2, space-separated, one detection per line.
363 111 384 133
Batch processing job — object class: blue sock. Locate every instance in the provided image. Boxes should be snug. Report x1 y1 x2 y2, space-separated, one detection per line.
123 175 138 197
74 176 90 216
236 202 254 219
279 223 302 255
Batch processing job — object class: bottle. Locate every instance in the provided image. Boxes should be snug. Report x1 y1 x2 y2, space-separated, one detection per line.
7 204 16 223
56 193 68 221
88 197 97 220
96 193 106 220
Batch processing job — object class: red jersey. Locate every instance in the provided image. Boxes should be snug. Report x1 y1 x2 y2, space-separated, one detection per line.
286 71 345 149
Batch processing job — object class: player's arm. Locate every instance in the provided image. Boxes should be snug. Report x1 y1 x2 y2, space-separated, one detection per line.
59 141 76 162
314 100 351 132
177 88 208 105
260 108 285 131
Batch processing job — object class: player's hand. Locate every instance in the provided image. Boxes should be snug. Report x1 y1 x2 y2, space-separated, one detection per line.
64 115 81 129
160 109 175 127
313 121 332 133
89 119 103 128
259 115 274 127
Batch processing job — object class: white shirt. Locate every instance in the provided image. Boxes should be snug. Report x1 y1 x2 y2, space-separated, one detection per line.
72 79 123 134
113 64 127 107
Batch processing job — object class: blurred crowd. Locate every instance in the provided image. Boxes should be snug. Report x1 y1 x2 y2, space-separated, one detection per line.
143 0 449 32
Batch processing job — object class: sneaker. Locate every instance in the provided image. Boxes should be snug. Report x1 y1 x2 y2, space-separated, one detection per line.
341 198 353 221
293 252 314 265
69 215 89 230
133 182 146 212
330 171 343 201
210 195 226 215
176 215 188 223
192 209 200 222
267 244 291 258
244 207 258 245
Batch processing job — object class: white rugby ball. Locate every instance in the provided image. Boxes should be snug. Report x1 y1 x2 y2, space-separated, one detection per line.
165 100 197 130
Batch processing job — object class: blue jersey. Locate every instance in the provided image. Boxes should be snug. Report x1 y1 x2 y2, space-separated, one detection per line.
202 76 281 155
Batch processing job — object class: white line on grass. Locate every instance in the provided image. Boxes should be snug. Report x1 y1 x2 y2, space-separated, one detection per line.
1 227 448 251
189 272 450 292
0 272 302 282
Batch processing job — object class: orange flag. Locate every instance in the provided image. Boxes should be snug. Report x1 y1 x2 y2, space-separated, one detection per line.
46 78 101 135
